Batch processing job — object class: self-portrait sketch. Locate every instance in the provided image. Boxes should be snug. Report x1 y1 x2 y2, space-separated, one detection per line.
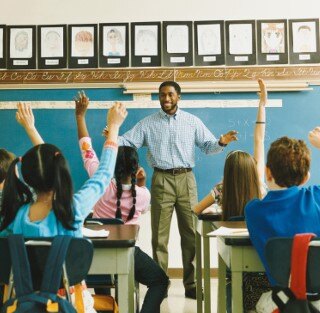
71 27 94 57
103 26 125 57
10 28 32 58
229 24 253 55
167 25 189 53
135 25 158 56
292 21 317 53
0 29 3 58
41 27 64 58
197 24 221 55
261 23 285 53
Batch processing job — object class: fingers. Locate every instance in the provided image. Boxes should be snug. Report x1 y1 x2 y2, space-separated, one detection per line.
74 90 89 105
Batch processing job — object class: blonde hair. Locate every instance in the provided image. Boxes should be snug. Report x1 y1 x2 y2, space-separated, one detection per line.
222 150 261 220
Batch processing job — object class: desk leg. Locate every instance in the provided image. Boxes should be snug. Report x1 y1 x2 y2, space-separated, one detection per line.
203 225 211 313
196 229 203 313
217 254 226 313
231 272 243 313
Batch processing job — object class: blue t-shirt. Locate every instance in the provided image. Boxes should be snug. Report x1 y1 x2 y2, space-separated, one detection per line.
245 185 320 284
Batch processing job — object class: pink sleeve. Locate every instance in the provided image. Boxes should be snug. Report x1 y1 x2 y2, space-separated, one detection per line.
79 137 100 177
138 186 151 213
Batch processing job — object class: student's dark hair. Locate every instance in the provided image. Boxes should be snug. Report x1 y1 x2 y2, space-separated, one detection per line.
159 81 181 95
0 149 15 184
222 150 261 220
0 144 75 231
267 136 310 187
114 146 139 222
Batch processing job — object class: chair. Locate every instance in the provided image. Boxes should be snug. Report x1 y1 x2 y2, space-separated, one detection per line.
84 217 140 313
265 236 320 293
0 236 93 311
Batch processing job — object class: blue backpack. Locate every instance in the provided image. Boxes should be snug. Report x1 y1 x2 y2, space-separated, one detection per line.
2 235 76 313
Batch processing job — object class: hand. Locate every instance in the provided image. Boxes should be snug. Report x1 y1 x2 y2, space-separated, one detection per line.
136 167 146 186
257 78 267 105
107 102 128 128
16 102 35 130
220 130 238 145
74 90 89 118
308 127 320 149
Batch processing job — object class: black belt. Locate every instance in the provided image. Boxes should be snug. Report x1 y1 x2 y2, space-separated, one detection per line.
154 167 192 175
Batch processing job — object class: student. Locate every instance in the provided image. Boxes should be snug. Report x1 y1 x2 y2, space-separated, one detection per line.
193 78 267 219
0 101 127 237
0 149 15 206
75 91 169 313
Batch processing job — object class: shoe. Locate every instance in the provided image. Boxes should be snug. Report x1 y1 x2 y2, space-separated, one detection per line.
185 287 203 300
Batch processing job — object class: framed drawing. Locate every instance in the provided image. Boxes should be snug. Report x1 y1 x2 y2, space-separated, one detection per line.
289 19 320 64
163 21 193 66
225 20 256 66
99 23 129 68
194 20 225 66
38 25 67 69
0 25 6 69
68 24 98 68
131 22 161 67
7 25 36 69
257 20 288 65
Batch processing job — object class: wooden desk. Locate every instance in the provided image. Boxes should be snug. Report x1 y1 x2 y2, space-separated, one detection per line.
87 224 139 313
210 222 264 313
195 213 221 313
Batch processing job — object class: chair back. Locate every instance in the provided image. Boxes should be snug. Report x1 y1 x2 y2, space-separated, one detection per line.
0 236 93 289
265 237 320 293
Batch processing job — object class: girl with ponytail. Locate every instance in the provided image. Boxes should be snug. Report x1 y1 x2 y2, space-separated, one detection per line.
0 101 127 237
76 92 168 313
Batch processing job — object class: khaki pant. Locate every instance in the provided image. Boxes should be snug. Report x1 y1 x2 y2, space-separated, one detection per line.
151 170 198 290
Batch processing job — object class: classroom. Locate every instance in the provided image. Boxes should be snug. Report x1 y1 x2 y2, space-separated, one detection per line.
1 0 320 312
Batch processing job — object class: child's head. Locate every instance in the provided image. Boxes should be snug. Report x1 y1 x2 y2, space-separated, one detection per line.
222 150 261 220
114 146 139 222
266 136 310 188
0 144 74 231
0 149 15 187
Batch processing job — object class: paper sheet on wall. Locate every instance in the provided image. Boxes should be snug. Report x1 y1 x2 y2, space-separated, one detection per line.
207 226 249 237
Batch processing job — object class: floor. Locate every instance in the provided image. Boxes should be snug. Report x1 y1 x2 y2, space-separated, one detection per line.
139 278 218 313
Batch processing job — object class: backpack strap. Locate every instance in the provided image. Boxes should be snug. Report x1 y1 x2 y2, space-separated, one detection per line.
40 235 72 294
7 234 34 297
290 233 315 300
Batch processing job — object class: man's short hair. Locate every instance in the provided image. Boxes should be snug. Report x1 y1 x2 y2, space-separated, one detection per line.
159 81 181 95
0 149 15 184
266 136 310 187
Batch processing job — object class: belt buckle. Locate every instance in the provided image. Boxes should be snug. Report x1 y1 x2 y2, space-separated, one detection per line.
172 168 180 175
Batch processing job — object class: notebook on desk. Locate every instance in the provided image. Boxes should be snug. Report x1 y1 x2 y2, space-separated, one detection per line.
207 226 249 237
82 227 110 238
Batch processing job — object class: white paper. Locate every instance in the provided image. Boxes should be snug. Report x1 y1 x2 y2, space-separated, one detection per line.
261 23 285 53
229 24 252 55
197 24 221 55
292 21 317 53
167 25 189 53
103 26 126 57
135 25 158 56
41 27 64 58
207 226 249 237
71 26 94 57
82 227 110 238
10 28 33 58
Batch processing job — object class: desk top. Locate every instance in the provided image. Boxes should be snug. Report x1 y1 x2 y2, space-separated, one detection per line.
212 221 252 246
85 224 139 248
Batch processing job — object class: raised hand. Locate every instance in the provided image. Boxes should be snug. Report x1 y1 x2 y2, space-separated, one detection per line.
107 102 127 128
74 90 89 118
308 127 320 149
16 102 35 130
257 78 267 106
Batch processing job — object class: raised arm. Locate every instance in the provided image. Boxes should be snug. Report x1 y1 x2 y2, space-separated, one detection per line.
74 90 89 139
193 192 215 215
16 102 44 146
254 78 267 184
